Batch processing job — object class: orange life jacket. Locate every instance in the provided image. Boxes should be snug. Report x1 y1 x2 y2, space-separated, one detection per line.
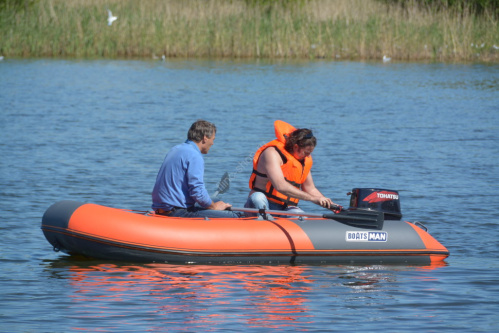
249 120 313 206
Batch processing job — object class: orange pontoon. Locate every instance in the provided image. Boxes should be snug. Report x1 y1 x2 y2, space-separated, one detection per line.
41 199 449 265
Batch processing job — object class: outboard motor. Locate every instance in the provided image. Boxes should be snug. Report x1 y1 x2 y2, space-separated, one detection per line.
348 188 402 220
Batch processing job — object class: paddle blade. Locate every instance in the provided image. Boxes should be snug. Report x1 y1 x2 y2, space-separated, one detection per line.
323 209 384 230
215 172 230 196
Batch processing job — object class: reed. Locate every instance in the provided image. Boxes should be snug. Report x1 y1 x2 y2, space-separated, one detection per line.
0 0 497 62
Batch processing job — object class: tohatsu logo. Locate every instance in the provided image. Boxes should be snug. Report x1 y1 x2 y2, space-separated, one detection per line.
363 191 399 203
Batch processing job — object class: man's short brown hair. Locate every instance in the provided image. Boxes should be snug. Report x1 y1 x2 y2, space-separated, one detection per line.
187 120 217 142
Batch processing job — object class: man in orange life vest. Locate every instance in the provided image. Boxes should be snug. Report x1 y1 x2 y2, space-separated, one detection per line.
245 120 338 214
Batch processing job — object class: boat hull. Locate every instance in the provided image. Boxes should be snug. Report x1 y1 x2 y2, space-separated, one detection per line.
41 201 449 265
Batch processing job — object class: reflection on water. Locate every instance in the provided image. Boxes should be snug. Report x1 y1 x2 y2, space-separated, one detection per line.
42 257 447 330
63 261 313 329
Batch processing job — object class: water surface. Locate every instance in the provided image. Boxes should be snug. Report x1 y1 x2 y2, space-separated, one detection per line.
1 58 498 332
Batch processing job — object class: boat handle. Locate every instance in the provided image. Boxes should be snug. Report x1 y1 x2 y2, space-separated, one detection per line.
413 221 428 232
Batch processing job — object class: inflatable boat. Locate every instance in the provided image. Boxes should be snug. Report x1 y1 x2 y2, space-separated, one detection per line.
41 189 449 265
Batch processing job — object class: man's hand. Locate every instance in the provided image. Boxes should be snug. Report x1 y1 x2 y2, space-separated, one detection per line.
312 196 336 209
208 200 232 211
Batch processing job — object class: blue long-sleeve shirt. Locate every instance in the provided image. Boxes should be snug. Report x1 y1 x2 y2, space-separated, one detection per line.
151 140 212 210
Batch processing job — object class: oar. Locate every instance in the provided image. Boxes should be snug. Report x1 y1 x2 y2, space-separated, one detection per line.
212 172 230 198
230 206 384 230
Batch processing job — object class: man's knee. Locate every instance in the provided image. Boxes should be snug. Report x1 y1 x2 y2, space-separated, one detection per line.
249 192 269 209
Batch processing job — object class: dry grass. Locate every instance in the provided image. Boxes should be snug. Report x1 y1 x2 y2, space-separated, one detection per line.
0 0 497 62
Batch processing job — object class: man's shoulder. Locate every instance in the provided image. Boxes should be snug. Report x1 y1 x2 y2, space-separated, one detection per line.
167 142 195 158
172 141 196 151
261 146 279 157
177 142 202 160
259 146 282 165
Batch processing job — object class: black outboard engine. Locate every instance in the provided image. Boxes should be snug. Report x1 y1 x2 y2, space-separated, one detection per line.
348 188 402 220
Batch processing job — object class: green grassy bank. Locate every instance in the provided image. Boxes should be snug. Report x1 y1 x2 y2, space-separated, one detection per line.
0 0 497 62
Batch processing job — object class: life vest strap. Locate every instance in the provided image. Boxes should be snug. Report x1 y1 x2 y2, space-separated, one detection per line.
251 168 267 178
253 187 299 207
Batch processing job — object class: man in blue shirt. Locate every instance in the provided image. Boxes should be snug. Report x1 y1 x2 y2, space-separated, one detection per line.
152 120 241 218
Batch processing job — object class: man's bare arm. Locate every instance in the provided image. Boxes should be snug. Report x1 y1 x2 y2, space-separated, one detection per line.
262 148 333 207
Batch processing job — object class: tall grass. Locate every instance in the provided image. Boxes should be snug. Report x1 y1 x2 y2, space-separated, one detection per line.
0 0 497 61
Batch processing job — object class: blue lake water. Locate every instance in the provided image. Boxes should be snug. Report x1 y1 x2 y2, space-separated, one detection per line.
1 58 498 332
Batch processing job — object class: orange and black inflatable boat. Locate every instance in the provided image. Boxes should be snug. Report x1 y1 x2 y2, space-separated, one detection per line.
41 190 449 265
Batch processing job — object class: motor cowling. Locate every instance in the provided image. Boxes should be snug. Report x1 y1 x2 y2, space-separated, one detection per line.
348 188 402 220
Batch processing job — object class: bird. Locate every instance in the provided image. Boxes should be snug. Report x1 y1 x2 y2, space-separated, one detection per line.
493 45 499 50
0 56 4 61
152 54 166 61
383 55 391 63
107 9 117 26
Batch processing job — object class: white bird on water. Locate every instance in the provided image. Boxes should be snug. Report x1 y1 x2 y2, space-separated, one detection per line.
383 55 391 63
107 9 117 26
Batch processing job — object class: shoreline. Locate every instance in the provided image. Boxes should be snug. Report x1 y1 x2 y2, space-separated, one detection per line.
2 55 497 65
1 0 497 63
